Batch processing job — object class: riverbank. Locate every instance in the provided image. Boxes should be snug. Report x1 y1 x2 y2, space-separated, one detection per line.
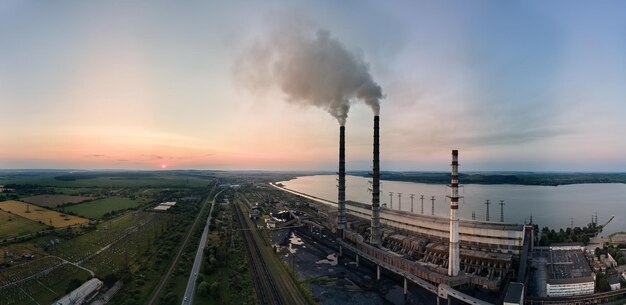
348 171 626 186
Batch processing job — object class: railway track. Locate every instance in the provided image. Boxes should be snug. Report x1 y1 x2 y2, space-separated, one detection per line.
233 197 284 305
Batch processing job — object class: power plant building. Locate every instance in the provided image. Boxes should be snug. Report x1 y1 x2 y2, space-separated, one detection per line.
340 148 526 290
274 115 532 294
344 201 525 254
533 244 595 297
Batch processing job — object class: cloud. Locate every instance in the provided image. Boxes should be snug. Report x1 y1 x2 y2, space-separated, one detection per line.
85 154 107 158
456 127 573 147
140 154 164 160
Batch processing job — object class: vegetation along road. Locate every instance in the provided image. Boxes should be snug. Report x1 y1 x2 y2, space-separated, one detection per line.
146 187 217 305
182 188 225 305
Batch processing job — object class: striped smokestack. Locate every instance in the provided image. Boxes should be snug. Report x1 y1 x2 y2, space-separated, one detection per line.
337 125 346 238
370 116 381 246
448 150 460 276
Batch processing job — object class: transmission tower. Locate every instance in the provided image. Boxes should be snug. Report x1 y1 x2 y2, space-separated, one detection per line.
485 200 491 221
410 194 415 213
389 192 394 209
431 196 435 216
397 193 402 211
499 200 505 222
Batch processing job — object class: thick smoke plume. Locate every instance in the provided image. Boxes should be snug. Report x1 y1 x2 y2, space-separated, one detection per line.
234 26 382 125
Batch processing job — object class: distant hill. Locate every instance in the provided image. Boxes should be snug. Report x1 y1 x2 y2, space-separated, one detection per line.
347 171 626 186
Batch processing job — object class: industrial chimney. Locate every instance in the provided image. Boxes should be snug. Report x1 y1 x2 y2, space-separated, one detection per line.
448 150 460 276
370 116 381 246
337 126 346 238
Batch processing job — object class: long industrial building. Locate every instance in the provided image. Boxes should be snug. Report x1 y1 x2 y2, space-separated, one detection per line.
341 200 525 289
344 200 525 254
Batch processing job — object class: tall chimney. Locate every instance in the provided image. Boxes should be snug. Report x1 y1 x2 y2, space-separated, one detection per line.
370 116 381 246
448 150 460 276
337 125 346 238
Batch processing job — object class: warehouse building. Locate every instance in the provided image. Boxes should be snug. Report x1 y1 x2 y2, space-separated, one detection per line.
542 244 595 297
53 278 103 305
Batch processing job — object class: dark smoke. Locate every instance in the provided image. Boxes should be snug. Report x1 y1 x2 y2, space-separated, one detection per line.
234 26 382 125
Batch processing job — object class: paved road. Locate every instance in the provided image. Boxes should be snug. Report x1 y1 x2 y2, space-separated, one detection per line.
182 189 225 305
147 187 217 305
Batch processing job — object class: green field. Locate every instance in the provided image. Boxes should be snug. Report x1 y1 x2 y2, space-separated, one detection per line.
0 210 49 240
0 262 92 305
63 197 144 219
22 194 94 208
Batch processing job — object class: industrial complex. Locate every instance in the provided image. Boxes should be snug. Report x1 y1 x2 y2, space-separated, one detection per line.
272 114 626 304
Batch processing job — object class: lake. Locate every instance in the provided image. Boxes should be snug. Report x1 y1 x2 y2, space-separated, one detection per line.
278 175 626 234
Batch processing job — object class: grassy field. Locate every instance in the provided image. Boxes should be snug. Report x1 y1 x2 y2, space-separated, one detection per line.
62 197 144 219
0 200 89 228
0 210 48 240
0 242 48 265
0 263 92 305
21 194 94 208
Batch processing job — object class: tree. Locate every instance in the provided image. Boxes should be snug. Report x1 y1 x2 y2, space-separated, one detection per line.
103 273 120 286
209 255 217 269
597 278 610 292
595 247 603 257
197 281 210 296
161 292 177 305
210 281 219 295
196 274 205 284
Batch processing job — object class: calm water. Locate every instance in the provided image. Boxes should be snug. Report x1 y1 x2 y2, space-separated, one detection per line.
278 175 626 234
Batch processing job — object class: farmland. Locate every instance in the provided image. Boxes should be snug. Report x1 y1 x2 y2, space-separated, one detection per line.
0 211 48 241
62 197 144 219
0 260 92 305
0 200 89 228
21 195 93 208
0 170 225 305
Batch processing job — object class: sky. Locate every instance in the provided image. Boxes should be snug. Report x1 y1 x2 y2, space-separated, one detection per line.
1 1 626 171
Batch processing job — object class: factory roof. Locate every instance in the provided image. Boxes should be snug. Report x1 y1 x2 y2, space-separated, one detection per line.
53 278 103 305
347 200 525 231
608 274 621 285
154 201 177 211
551 242 583 247
504 282 524 304
546 249 594 285
611 233 626 244
426 243 513 262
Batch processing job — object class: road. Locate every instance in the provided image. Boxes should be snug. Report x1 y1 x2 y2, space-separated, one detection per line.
146 187 218 305
182 188 225 305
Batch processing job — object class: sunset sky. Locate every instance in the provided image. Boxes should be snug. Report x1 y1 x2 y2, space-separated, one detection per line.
2 1 626 171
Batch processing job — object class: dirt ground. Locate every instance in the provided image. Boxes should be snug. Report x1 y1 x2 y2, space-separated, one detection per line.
272 227 438 305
